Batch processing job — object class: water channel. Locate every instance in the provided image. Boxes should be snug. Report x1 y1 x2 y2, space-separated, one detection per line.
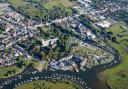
0 41 121 89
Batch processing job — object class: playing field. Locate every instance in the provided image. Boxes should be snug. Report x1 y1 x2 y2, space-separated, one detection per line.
43 0 74 9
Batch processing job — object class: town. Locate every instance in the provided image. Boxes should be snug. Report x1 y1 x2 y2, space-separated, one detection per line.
0 0 128 89
0 0 115 71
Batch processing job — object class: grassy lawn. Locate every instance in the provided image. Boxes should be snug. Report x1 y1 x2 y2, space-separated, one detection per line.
34 61 49 72
26 7 40 15
0 59 40 78
14 80 79 89
43 0 74 9
0 65 25 78
107 24 125 35
105 23 128 89
9 0 26 8
106 23 128 43
9 0 74 10
43 61 49 69
8 0 74 21
9 0 41 16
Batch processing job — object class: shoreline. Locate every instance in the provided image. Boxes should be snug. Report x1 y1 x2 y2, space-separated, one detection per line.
97 71 109 89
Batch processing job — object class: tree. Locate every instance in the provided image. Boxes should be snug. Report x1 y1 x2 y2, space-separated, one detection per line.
12 70 16 74
112 36 117 43
16 61 25 68
40 51 45 59
64 45 70 52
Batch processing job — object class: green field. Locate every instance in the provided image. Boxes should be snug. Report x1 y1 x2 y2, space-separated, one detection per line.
9 0 74 9
105 23 128 89
106 23 128 43
9 0 41 16
0 59 40 78
107 24 124 35
14 80 80 89
43 0 74 9
8 0 74 21
0 65 25 78
9 0 25 8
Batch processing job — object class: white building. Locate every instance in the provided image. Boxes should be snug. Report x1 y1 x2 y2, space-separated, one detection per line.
96 20 111 28
42 38 58 47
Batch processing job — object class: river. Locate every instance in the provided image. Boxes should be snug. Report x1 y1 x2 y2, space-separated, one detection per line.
0 41 121 89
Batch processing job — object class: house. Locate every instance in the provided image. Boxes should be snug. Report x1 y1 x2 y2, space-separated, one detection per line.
42 38 58 47
4 23 14 32
96 20 111 28
0 59 4 64
86 31 96 39
0 34 3 38
59 55 73 62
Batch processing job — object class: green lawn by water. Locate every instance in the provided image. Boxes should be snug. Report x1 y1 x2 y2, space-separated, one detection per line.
0 65 25 78
14 80 80 89
0 59 39 78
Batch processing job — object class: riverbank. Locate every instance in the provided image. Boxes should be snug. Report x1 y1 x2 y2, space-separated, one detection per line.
105 41 128 89
14 80 80 89
0 42 120 89
0 65 26 79
105 23 128 89
97 71 108 89
0 27 122 89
